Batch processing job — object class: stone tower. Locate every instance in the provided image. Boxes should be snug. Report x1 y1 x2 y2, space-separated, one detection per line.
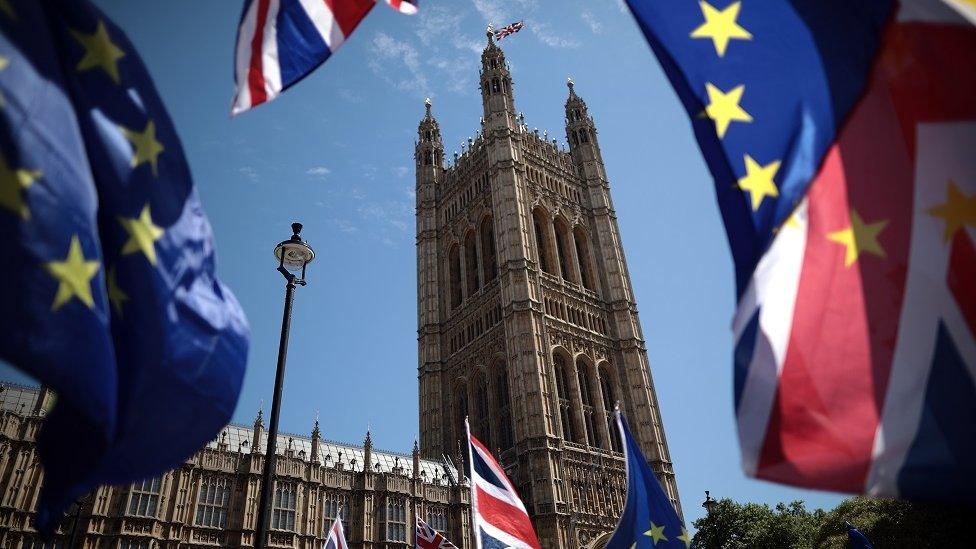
416 30 679 549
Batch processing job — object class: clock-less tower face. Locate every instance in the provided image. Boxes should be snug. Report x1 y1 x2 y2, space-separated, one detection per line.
415 32 680 549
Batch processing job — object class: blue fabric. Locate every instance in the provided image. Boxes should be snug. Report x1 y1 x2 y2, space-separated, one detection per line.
732 307 760 411
471 443 508 492
0 0 248 533
898 323 976 501
277 0 333 87
847 524 874 549
624 0 892 297
605 413 686 549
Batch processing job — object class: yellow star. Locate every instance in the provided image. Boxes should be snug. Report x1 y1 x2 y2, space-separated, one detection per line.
45 235 101 311
0 153 40 219
704 83 752 139
644 521 668 545
677 527 692 548
927 179 975 242
70 21 125 84
827 209 888 267
120 120 165 176
0 56 9 71
119 204 165 265
690 1 752 57
0 0 15 20
106 265 129 316
737 155 780 210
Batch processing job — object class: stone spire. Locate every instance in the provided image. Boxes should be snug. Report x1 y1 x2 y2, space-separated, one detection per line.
565 77 603 166
412 439 421 479
252 409 264 454
310 419 321 464
480 28 516 130
363 429 373 472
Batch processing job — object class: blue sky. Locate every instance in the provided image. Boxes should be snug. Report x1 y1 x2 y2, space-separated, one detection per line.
1 0 844 527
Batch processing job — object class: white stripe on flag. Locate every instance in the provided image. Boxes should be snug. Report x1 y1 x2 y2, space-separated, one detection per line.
733 198 808 476
298 0 346 50
232 0 261 114
260 0 283 99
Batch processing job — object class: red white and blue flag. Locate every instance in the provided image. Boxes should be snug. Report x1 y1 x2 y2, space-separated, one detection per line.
627 0 976 502
415 516 458 549
324 515 348 549
231 0 416 115
493 20 524 40
466 419 541 549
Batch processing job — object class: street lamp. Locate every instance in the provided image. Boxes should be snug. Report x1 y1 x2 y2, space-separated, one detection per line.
702 490 717 516
254 222 315 549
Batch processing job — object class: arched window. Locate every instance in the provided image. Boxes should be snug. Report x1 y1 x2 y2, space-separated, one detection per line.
574 227 594 291
577 358 599 447
491 78 500 93
553 353 577 443
553 218 577 283
271 482 297 531
464 231 480 296
533 208 553 274
599 367 621 452
475 372 491 450
496 362 514 451
481 217 498 283
195 476 231 528
449 245 462 309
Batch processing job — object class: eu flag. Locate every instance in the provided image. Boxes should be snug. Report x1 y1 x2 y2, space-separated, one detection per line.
0 0 249 532
606 411 689 549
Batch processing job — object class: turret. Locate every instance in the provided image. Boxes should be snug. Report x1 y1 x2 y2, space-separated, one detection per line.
252 409 264 454
480 27 517 130
363 430 373 472
310 419 321 464
565 77 604 168
412 440 421 479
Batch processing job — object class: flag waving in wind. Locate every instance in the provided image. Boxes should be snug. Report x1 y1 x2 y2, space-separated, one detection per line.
232 0 417 115
605 411 690 549
0 0 248 533
625 0 976 502
324 514 348 549
416 516 458 549
467 418 541 549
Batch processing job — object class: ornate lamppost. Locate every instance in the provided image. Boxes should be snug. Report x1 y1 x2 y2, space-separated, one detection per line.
702 490 717 516
254 222 314 549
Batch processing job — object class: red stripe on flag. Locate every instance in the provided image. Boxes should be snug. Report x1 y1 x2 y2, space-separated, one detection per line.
756 54 914 491
475 485 541 548
948 231 976 337
247 0 271 106
323 0 374 38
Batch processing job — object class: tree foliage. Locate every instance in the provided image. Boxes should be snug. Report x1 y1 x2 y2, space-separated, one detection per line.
691 496 974 548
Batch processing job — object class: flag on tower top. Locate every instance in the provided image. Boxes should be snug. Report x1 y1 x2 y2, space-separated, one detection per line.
493 20 524 40
625 0 976 503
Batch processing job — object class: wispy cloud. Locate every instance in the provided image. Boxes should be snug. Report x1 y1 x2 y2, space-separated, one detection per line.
368 32 430 98
333 219 359 234
306 166 331 179
392 166 410 178
581 11 602 34
531 20 580 48
358 201 412 234
239 165 259 182
336 88 362 103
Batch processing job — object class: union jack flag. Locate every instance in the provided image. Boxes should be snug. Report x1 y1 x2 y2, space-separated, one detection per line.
627 0 976 503
467 419 540 549
415 516 457 549
324 515 348 549
231 0 416 115
493 20 523 40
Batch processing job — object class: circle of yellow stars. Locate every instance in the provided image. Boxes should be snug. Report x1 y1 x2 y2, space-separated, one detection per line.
0 16 168 313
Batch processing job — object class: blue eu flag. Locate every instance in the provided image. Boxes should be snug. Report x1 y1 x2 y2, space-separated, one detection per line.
0 0 249 533
606 411 689 548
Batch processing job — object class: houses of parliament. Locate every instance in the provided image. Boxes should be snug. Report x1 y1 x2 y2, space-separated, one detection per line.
0 31 678 549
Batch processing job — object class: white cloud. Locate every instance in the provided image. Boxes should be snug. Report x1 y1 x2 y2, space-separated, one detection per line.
306 166 331 179
239 166 259 182
358 201 412 234
472 0 536 25
368 32 430 97
581 11 602 34
531 20 579 49
337 88 362 103
392 166 410 178
334 219 359 234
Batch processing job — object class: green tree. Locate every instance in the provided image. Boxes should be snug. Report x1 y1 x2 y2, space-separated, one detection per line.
691 496 974 549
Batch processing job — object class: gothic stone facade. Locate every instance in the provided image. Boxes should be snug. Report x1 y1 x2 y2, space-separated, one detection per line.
0 384 471 549
415 32 679 549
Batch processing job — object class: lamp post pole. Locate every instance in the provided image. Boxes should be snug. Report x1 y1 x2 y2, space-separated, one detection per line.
254 222 314 549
